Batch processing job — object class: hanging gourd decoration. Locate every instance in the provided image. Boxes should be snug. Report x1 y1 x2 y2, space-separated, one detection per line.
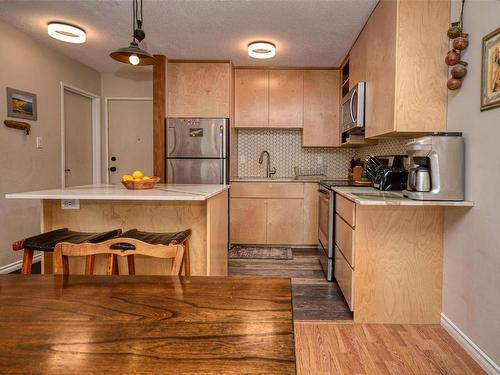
447 23 462 39
452 33 469 50
447 78 462 90
445 50 461 66
446 0 468 91
451 62 468 79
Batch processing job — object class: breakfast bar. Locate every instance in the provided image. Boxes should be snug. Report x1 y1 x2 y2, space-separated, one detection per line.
6 184 229 276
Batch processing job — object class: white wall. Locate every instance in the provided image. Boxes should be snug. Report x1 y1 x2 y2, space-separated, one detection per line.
444 0 500 370
0 20 101 270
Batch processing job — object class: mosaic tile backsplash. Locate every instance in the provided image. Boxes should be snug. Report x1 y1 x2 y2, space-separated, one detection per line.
237 130 410 178
237 129 356 178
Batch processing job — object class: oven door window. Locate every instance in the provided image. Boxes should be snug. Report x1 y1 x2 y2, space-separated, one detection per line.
318 191 330 250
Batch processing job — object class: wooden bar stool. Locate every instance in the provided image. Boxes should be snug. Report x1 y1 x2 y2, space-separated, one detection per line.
53 232 190 276
113 229 192 276
12 228 122 274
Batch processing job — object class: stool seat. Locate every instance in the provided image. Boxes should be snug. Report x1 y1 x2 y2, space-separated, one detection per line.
117 228 192 247
22 228 121 252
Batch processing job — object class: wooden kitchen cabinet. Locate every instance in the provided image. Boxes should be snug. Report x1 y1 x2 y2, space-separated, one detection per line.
347 0 449 138
234 69 269 128
302 70 340 147
168 62 231 118
230 198 267 244
267 199 304 244
269 70 303 128
334 195 445 324
230 182 318 246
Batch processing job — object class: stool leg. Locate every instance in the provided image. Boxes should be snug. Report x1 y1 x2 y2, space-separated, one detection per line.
62 256 69 276
127 255 136 275
183 240 191 276
106 254 115 276
85 255 95 275
21 249 34 275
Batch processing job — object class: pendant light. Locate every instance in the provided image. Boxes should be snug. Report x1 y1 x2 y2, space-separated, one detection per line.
110 0 155 66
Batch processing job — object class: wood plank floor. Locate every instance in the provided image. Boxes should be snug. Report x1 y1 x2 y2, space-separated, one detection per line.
229 248 352 321
295 322 486 375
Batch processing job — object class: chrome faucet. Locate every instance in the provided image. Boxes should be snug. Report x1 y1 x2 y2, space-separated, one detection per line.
258 151 277 178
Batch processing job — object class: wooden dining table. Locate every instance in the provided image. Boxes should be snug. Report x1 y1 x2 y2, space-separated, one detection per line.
0 275 295 374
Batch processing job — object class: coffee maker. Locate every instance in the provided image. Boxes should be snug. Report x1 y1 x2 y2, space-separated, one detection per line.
403 133 464 201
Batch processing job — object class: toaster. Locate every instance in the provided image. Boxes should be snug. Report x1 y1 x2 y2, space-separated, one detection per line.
373 168 409 191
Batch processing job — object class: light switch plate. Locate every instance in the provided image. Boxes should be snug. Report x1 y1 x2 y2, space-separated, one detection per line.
61 199 80 210
36 136 43 149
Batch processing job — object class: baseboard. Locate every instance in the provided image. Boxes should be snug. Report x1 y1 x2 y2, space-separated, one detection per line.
441 313 500 375
0 253 42 274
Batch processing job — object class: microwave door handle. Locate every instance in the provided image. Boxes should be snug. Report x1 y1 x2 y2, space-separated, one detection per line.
349 89 357 124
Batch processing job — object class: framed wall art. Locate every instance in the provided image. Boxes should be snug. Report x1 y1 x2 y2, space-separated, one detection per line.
481 27 500 111
6 87 38 120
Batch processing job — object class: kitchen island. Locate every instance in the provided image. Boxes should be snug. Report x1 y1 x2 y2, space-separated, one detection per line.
6 184 229 276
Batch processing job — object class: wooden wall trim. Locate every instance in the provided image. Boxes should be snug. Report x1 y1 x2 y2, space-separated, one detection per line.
153 55 166 182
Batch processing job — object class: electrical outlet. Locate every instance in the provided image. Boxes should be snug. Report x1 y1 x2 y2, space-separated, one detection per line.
239 155 247 164
317 156 323 164
36 136 43 149
61 199 80 210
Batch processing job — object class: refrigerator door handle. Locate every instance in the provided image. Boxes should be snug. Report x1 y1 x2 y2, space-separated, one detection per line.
219 125 224 158
220 159 224 184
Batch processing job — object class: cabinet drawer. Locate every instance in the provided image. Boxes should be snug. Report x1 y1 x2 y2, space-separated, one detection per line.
336 194 355 227
230 182 304 198
335 246 354 311
335 214 355 268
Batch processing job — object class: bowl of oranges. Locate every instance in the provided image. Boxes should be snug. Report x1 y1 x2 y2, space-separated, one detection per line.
121 171 160 190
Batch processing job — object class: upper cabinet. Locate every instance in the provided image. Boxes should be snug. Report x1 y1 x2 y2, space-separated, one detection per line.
303 70 340 147
269 70 303 128
234 68 340 146
234 69 269 127
168 62 231 118
348 0 449 138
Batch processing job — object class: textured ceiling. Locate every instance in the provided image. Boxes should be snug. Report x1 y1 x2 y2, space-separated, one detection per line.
0 0 378 73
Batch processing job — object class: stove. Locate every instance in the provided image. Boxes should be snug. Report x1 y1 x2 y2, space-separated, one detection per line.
319 179 355 190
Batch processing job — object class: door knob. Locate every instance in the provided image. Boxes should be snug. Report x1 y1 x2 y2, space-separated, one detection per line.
109 167 117 172
64 169 71 172
111 156 117 161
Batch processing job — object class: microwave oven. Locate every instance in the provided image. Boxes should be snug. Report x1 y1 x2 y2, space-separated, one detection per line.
341 82 365 134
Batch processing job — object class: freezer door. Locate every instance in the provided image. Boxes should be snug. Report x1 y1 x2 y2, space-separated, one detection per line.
167 118 228 158
167 158 227 184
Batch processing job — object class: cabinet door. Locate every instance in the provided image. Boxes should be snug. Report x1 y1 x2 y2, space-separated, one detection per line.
269 70 303 128
303 183 319 245
230 198 267 244
349 29 367 91
168 63 231 118
364 0 397 138
234 69 269 128
303 70 340 147
267 199 304 244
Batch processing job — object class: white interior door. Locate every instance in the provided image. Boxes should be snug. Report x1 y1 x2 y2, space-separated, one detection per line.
107 99 153 184
64 89 94 187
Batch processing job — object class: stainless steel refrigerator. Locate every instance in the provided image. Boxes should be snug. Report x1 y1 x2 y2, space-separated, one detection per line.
166 118 229 184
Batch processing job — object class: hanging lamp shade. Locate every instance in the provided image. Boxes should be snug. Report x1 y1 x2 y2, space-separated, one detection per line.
110 41 155 65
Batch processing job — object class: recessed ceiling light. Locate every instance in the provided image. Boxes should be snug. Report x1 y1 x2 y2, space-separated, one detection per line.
48 22 86 44
248 41 276 59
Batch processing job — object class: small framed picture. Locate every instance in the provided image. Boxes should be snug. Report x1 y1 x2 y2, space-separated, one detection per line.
481 27 500 111
6 87 38 120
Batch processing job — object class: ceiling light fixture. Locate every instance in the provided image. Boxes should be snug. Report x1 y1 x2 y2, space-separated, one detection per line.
110 0 155 66
248 41 276 59
47 22 86 44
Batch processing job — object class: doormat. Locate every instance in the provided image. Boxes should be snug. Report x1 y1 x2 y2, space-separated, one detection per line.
229 246 293 260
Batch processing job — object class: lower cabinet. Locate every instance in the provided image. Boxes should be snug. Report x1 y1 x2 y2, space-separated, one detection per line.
230 198 267 244
230 182 318 245
267 199 304 244
334 246 354 311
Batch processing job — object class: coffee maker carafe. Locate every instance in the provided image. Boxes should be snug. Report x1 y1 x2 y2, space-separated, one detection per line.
403 133 464 201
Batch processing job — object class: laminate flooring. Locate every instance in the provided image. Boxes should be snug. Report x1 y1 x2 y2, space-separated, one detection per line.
295 322 486 375
228 247 352 321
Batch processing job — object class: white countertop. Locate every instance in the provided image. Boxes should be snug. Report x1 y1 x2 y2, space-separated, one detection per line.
231 176 334 183
5 184 230 201
333 186 474 207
